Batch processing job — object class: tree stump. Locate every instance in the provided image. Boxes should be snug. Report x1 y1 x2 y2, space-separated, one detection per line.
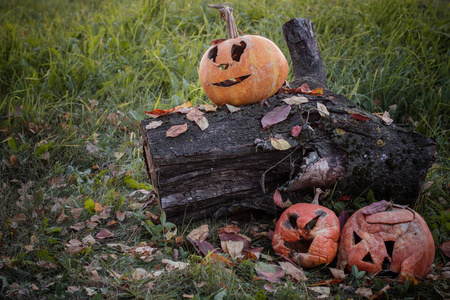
140 18 435 223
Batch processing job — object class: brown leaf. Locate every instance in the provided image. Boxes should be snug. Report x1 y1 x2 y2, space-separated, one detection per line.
186 107 204 122
273 188 284 208
9 155 18 166
107 220 118 227
261 105 291 129
279 261 307 281
329 268 346 279
94 202 103 213
360 200 390 215
56 212 69 224
221 240 244 259
209 253 234 266
439 241 450 257
95 229 115 239
70 208 83 221
13 213 26 223
195 116 209 131
254 262 285 283
199 104 217 112
356 287 373 299
375 111 393 125
187 224 209 243
217 225 240 235
70 222 86 231
166 123 188 137
116 211 126 222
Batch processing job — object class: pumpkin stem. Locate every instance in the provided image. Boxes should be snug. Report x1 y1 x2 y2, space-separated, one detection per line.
208 3 239 39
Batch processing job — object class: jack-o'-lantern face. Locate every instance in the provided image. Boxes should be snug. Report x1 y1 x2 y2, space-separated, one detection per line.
272 203 340 268
199 35 289 106
337 201 435 282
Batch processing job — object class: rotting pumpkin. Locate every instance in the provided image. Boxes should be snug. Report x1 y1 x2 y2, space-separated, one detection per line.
199 4 289 106
272 203 340 268
337 201 435 282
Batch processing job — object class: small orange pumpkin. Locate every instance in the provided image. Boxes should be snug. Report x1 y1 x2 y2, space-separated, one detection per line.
337 201 435 282
199 4 289 106
272 203 340 268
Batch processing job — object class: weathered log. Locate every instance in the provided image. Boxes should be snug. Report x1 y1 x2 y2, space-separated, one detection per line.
140 19 435 223
283 18 328 90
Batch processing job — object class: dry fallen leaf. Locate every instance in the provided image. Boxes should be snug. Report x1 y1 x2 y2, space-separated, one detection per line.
261 105 291 129
187 224 209 243
217 224 240 235
375 111 393 125
291 125 302 137
329 267 346 279
82 234 96 247
166 123 188 138
145 120 163 130
279 261 307 281
351 113 370 122
270 138 291 151
307 286 331 297
116 211 126 222
317 102 330 116
95 229 115 240
162 259 190 271
226 104 242 113
283 96 308 105
195 116 209 131
356 287 373 298
273 188 284 208
254 262 285 283
186 107 204 122
439 241 450 258
221 240 244 259
199 104 217 112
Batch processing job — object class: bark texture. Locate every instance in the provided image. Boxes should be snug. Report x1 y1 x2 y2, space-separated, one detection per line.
140 18 435 223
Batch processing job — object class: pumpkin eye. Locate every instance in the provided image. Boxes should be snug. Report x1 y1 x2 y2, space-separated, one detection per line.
286 213 299 229
353 231 362 245
305 215 320 232
231 41 246 62
362 252 375 264
208 46 218 63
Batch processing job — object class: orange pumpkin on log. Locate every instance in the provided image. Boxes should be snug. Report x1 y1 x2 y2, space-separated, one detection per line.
337 201 435 282
272 203 340 268
199 4 289 106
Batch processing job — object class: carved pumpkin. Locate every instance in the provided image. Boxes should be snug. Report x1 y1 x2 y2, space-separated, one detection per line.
199 4 289 106
337 201 435 282
272 203 340 268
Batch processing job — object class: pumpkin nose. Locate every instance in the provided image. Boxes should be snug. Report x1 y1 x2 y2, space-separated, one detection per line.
218 63 230 70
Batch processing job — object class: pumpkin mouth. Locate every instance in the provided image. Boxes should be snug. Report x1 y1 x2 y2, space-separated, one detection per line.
209 74 251 87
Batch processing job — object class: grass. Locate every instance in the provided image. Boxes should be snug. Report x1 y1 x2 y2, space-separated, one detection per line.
0 0 449 298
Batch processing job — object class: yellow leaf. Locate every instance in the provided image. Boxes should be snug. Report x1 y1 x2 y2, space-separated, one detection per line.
270 138 291 151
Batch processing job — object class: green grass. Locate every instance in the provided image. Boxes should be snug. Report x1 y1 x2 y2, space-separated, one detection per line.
0 0 449 298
